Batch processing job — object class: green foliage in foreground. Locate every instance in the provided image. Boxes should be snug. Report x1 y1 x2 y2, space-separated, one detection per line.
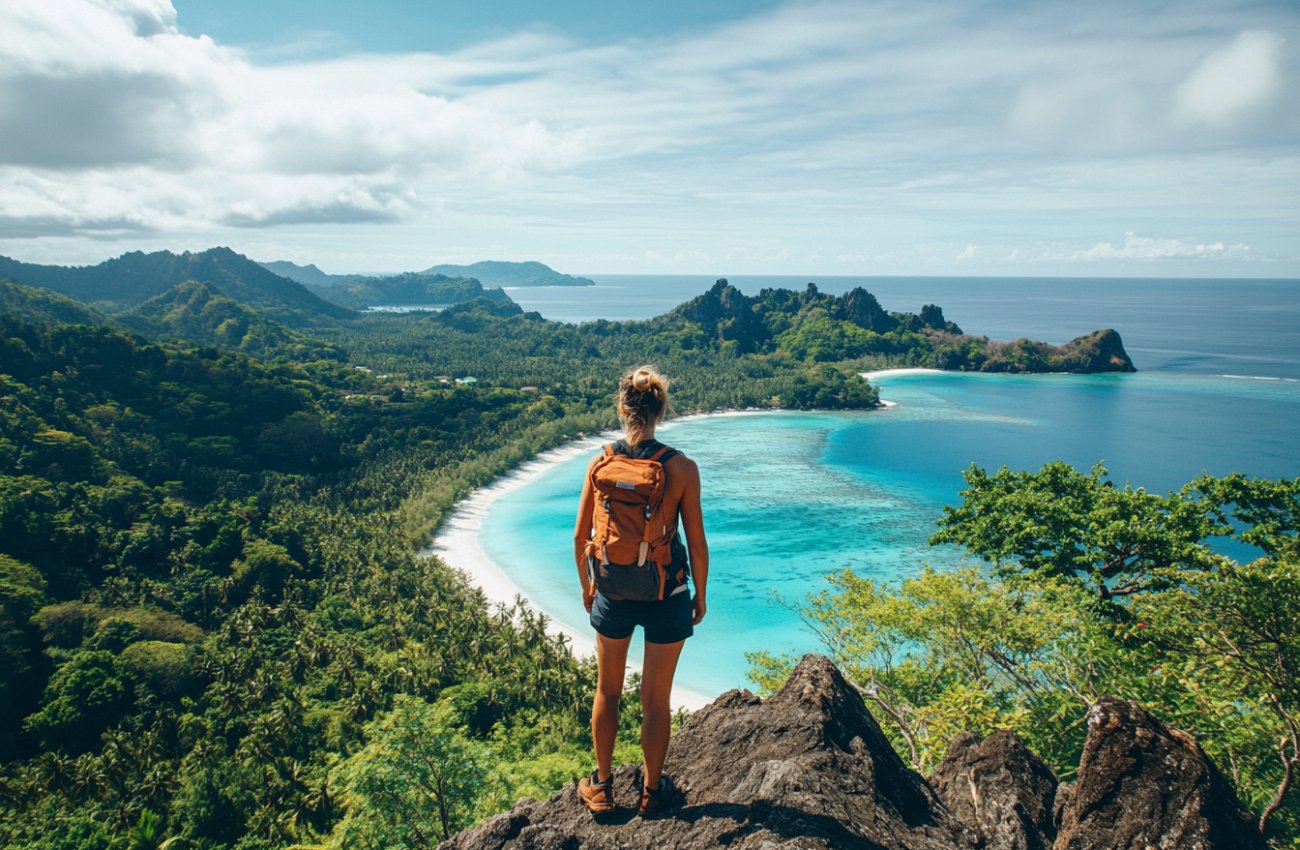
751 463 1300 844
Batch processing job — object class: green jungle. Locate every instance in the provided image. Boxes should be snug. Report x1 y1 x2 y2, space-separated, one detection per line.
0 249 1296 847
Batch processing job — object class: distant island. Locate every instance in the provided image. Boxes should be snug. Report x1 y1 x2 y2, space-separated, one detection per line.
262 258 595 289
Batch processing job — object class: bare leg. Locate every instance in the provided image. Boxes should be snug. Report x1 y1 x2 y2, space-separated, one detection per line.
640 639 685 788
592 633 631 782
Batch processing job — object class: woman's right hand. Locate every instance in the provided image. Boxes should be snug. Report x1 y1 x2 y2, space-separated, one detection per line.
692 594 707 625
582 583 596 613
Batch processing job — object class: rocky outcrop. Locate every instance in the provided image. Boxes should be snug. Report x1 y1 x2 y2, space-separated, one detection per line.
441 655 976 849
1049 328 1136 373
439 657 1263 850
930 730 1057 850
1052 697 1265 850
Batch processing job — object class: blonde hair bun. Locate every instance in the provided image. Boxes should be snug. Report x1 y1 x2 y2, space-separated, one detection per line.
618 366 672 445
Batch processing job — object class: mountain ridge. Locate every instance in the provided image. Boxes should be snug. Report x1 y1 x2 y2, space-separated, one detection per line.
0 248 353 326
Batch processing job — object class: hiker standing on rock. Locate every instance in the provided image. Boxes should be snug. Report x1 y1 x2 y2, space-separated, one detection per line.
573 365 709 817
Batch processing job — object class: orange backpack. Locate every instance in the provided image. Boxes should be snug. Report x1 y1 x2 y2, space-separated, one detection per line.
585 442 682 601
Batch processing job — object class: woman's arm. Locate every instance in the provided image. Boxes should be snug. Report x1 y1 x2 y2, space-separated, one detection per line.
574 454 599 611
676 457 709 625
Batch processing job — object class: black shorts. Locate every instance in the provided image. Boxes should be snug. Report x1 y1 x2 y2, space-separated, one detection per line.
590 588 695 644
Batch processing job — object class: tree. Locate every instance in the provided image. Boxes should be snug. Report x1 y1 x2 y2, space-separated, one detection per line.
0 554 47 753
1134 554 1300 836
1189 472 1300 557
756 467 1300 841
931 461 1217 601
23 650 131 753
329 695 489 848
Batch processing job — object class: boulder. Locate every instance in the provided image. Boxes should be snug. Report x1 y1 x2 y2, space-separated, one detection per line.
930 730 1057 850
1053 696 1264 850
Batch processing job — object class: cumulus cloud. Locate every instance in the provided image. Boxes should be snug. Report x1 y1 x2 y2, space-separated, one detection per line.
1006 22 1292 153
0 0 590 234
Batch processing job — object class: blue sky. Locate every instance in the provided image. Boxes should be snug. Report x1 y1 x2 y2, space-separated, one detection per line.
1 0 1297 276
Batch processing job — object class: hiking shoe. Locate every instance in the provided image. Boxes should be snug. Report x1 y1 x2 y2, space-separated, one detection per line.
578 770 614 814
637 775 676 818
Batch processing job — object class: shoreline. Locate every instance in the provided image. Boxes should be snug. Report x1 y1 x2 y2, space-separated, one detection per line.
862 367 946 407
420 429 718 711
861 366 947 382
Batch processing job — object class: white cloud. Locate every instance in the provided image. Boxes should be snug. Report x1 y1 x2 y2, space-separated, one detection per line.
1174 29 1285 128
0 0 590 232
1067 232 1250 261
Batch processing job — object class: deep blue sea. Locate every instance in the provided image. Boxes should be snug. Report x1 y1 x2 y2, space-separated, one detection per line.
480 276 1300 698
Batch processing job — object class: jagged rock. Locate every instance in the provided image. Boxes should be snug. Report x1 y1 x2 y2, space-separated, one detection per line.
439 654 976 850
441 665 1268 850
1053 697 1264 850
930 730 1057 850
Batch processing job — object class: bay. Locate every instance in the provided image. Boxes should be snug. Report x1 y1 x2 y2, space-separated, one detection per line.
478 276 1300 698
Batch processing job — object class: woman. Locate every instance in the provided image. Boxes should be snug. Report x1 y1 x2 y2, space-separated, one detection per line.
573 365 709 817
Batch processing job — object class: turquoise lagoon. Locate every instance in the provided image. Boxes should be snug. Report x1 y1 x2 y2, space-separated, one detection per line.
477 369 1300 699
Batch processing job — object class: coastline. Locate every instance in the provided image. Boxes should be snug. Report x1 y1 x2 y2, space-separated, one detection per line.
420 429 717 711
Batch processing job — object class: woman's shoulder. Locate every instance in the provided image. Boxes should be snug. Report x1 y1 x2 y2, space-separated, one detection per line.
664 449 699 477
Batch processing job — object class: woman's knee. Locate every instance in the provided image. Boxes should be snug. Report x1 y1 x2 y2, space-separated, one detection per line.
640 683 672 714
595 682 623 705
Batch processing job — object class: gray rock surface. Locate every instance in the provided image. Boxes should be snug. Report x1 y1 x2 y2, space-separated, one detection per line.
930 730 1058 850
1052 696 1264 850
439 660 1267 850
439 654 976 849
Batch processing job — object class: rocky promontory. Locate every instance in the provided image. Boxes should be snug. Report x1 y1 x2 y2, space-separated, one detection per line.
440 655 1262 850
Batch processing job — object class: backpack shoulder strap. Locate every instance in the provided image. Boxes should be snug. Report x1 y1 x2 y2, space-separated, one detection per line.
647 445 678 464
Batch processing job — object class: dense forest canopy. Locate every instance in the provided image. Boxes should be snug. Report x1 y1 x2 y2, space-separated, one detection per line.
2 250 1292 847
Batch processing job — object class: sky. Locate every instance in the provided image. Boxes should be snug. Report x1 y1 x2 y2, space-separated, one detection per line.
1 0 1297 277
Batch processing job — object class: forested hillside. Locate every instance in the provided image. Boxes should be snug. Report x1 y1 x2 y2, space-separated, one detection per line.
302 272 514 310
0 313 612 848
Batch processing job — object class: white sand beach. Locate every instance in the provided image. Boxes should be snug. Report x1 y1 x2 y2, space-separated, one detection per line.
862 367 946 407
861 367 947 383
421 432 715 711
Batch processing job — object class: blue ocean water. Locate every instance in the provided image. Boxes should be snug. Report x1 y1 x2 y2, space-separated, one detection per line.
479 276 1300 698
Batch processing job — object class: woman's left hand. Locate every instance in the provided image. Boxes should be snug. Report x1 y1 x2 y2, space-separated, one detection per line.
582 584 596 612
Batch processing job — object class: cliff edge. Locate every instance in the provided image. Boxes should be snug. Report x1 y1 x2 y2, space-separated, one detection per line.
440 655 1261 850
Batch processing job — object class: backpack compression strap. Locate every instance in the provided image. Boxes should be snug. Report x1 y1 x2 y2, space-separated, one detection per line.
636 445 675 566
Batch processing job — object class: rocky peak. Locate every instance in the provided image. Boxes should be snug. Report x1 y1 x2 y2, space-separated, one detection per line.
1053 696 1264 849
930 730 1058 850
439 657 1263 850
